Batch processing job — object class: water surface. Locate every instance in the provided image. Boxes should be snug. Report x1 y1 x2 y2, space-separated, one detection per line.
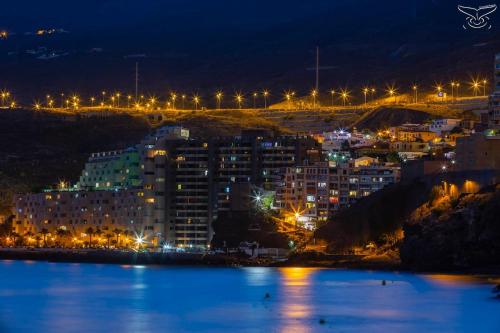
0 260 499 332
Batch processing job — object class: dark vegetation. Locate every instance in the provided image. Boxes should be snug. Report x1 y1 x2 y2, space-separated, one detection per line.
315 180 430 253
211 210 289 249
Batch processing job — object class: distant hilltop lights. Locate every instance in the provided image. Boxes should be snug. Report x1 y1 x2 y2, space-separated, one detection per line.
0 55 497 110
0 28 68 38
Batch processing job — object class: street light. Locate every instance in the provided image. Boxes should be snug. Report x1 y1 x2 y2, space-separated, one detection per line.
263 90 269 109
215 91 223 110
340 89 349 106
311 89 318 108
330 89 335 107
471 80 480 97
235 93 243 109
482 79 487 96
90 97 95 107
284 91 292 109
181 94 186 109
362 87 369 106
252 92 258 109
171 92 177 110
193 95 200 110
386 87 396 103
412 85 418 103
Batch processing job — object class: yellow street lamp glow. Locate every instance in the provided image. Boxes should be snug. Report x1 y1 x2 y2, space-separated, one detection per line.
215 91 223 109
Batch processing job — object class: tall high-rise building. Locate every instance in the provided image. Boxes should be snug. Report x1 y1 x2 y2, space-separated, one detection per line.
489 53 500 128
139 128 321 248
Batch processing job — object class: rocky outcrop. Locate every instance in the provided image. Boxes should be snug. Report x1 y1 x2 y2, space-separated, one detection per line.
400 185 500 271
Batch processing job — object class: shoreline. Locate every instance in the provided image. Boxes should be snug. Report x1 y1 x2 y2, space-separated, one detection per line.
1 248 499 277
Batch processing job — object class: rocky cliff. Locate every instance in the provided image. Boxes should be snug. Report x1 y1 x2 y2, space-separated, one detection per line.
400 185 500 271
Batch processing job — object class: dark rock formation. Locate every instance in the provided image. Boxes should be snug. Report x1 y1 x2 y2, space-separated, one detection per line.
400 185 500 271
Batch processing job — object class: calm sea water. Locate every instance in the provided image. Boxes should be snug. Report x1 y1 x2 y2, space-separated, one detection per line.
0 260 499 333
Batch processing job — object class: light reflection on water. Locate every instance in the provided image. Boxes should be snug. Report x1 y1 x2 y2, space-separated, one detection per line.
0 261 499 333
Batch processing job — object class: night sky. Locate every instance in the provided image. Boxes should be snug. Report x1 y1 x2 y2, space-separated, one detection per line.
0 0 499 100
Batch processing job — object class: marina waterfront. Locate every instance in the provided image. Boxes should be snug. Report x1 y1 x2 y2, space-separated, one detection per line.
0 260 499 332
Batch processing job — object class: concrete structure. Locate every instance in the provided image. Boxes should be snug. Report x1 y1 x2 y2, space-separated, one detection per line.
390 141 430 153
138 127 321 249
12 189 144 241
455 131 500 171
77 147 141 190
429 119 461 135
276 161 400 229
487 53 500 129
495 53 500 91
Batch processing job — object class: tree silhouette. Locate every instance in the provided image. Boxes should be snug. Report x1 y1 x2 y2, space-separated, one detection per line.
85 227 95 248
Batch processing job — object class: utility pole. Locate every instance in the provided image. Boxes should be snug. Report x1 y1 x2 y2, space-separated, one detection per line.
135 62 139 101
315 46 319 92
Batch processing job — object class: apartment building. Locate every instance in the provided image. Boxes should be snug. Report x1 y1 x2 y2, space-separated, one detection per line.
13 189 144 238
77 147 141 190
429 118 461 135
455 131 500 171
138 127 321 248
276 161 400 229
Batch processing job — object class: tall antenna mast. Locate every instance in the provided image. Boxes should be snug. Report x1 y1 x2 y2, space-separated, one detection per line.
135 62 139 100
315 46 319 92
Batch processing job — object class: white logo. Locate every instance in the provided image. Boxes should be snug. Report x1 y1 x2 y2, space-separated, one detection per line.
458 4 497 29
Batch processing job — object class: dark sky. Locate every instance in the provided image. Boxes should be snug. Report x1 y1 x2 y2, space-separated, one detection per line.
0 0 499 101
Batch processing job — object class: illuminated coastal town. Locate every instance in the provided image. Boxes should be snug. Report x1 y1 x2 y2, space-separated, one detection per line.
0 53 498 254
1 1 500 332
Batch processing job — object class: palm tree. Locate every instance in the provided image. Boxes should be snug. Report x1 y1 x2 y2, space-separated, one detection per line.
94 228 103 247
113 228 122 247
34 235 42 248
39 228 49 247
10 231 20 246
55 228 69 247
105 233 113 249
85 227 95 248
24 231 35 246
123 230 134 248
